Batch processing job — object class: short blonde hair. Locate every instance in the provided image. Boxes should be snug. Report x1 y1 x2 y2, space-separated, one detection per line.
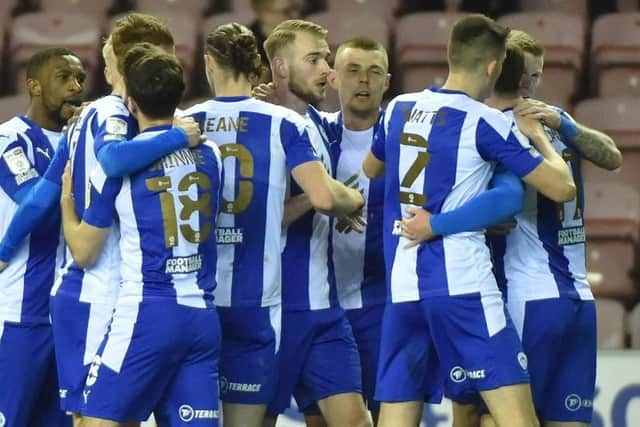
508 30 544 57
263 19 327 62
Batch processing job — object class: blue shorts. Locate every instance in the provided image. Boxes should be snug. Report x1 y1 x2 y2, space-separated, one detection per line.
299 304 384 415
376 294 529 404
217 305 281 405
50 293 114 413
508 297 596 422
0 321 71 427
268 307 362 415
81 301 221 425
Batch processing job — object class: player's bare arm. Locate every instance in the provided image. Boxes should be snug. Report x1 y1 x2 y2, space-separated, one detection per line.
60 162 109 268
363 151 384 179
515 99 621 171
515 114 576 203
283 194 313 226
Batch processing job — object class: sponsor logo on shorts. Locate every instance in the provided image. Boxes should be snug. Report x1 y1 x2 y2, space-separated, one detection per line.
0 411 6 427
219 376 262 394
86 355 102 387
517 352 528 370
178 404 219 422
564 394 592 412
450 366 486 383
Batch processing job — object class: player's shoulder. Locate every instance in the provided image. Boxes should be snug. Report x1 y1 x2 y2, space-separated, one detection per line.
474 103 514 139
93 95 130 120
0 117 31 152
180 99 214 117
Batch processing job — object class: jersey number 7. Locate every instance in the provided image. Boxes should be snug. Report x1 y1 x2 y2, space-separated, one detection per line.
399 132 430 206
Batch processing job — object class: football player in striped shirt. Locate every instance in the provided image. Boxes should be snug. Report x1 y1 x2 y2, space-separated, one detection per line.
0 47 85 427
183 22 363 427
364 15 576 427
261 19 371 427
62 43 224 426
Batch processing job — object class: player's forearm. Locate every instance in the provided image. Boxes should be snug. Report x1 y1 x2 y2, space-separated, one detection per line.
323 179 364 218
283 194 313 226
60 196 97 268
570 124 622 171
529 130 576 201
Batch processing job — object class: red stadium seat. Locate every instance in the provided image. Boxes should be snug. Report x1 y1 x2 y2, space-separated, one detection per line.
584 182 640 241
137 0 208 17
591 13 640 97
519 0 588 22
587 240 638 305
395 12 466 92
305 11 390 53
595 298 627 349
498 12 585 109
574 97 640 188
9 12 101 94
0 93 29 122
630 302 640 349
40 0 111 17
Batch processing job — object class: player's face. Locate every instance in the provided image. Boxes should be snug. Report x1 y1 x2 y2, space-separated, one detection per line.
40 55 86 125
519 52 544 98
287 32 331 105
334 47 389 117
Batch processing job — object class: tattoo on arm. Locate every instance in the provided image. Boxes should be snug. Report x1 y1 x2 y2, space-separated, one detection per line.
572 124 622 171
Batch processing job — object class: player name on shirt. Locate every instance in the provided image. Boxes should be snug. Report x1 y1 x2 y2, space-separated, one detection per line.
150 147 205 171
202 116 249 133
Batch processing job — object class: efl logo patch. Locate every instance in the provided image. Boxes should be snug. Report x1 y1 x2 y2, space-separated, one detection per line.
3 146 30 175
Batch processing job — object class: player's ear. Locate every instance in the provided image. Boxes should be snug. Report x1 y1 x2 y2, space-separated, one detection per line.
328 69 337 90
384 72 391 94
27 78 42 97
273 56 288 79
127 97 138 117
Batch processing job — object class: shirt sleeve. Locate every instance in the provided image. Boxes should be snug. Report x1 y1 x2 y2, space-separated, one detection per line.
82 172 122 228
475 118 543 178
0 135 40 202
92 113 137 155
280 118 319 170
371 115 386 161
43 134 70 186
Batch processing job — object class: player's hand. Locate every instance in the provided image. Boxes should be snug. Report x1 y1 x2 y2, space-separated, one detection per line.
61 161 73 202
400 206 434 248
486 218 517 235
514 110 545 140
0 260 7 273
252 82 278 104
173 116 206 148
336 208 366 234
514 99 561 130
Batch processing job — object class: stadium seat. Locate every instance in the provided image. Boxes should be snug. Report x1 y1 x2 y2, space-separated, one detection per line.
305 11 390 53
574 97 640 188
395 12 466 92
630 302 640 349
0 93 29 122
591 13 640 97
326 0 398 26
498 12 585 109
595 298 627 349
9 12 101 94
137 0 209 17
587 240 638 305
202 11 255 35
519 0 588 22
584 182 640 241
40 0 111 17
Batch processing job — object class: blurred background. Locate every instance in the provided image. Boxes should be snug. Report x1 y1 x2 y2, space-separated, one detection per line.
0 1 638 425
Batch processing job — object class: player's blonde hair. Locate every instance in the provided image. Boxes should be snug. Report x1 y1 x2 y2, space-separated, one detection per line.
508 30 545 57
336 36 389 70
263 19 327 62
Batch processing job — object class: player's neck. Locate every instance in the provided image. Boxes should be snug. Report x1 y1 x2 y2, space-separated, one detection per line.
342 108 378 132
110 80 126 99
485 95 522 111
137 116 173 133
274 80 309 115
212 74 252 98
441 73 485 100
26 102 62 132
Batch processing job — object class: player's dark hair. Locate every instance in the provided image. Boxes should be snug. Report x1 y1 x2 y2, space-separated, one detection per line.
448 14 510 72
494 42 524 96
123 43 184 119
26 47 79 80
205 22 264 84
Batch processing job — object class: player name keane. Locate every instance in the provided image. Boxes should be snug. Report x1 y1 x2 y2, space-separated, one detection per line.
165 255 203 274
557 226 586 246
